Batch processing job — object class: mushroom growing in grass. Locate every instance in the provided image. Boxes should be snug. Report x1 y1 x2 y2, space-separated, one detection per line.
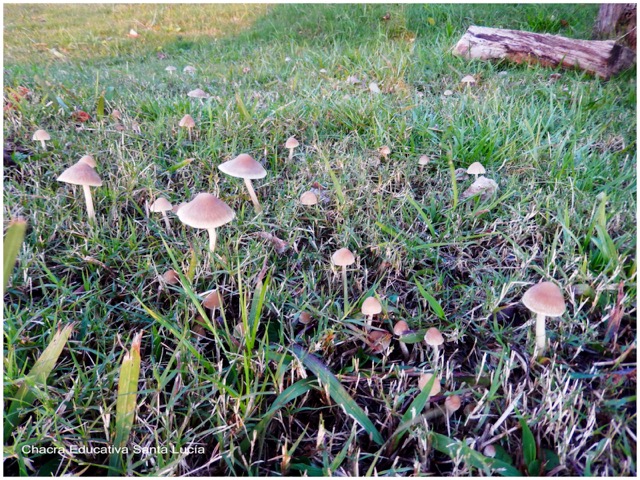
466 161 486 180
176 193 235 252
300 191 318 206
183 65 196 75
418 373 441 398
285 136 299 159
150 197 173 232
332 248 355 313
165 66 177 74
179 114 196 140
161 269 180 286
379 145 391 160
393 320 411 357
218 153 267 213
444 394 461 416
425 327 445 367
187 88 209 104
418 155 430 166
57 161 103 223
203 290 222 321
361 296 382 328
522 281 566 356
33 129 50 150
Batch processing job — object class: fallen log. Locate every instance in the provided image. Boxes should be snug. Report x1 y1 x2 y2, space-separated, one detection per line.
452 25 636 79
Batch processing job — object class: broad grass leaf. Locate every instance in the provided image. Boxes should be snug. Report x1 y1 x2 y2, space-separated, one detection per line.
414 280 446 320
3 217 27 290
519 415 537 470
292 344 384 445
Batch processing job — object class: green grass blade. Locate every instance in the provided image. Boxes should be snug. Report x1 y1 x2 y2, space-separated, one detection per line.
388 374 437 450
430 432 522 476
406 194 438 236
109 331 143 475
518 414 537 470
3 217 27 290
292 344 384 445
414 278 446 320
4 323 74 442
235 91 252 122
448 155 458 209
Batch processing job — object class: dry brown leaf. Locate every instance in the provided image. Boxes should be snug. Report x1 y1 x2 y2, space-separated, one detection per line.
461 176 498 201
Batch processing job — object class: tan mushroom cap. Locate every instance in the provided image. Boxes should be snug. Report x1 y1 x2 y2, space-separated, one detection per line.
332 247 355 266
57 161 102 187
33 129 50 141
79 155 96 168
368 330 391 352
299 311 313 325
424 327 444 346
203 290 222 309
393 320 411 336
179 114 196 128
183 66 196 74
162 269 180 285
150 197 173 213
522 282 566 317
418 155 430 166
187 88 209 98
218 154 266 180
379 145 391 156
362 296 382 316
445 394 462 414
177 193 235 229
467 162 486 175
461 74 476 84
165 66 177 72
300 191 318 206
285 136 299 149
418 373 441 397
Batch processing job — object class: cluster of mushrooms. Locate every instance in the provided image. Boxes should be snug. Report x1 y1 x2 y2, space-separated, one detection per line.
43 91 567 416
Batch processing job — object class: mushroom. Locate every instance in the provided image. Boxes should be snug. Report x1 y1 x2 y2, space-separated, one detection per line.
444 394 461 416
361 296 382 328
393 320 411 357
79 155 96 168
461 74 476 86
418 155 430 166
33 129 50 150
150 197 173 232
165 66 177 74
285 137 299 160
299 311 313 325
424 327 444 366
466 161 486 180
522 281 566 355
183 65 196 75
179 114 196 140
368 330 392 353
483 445 496 458
57 161 103 222
217 153 267 213
418 373 441 397
111 109 122 121
332 248 355 313
379 145 391 160
176 193 236 252
161 269 180 286
300 191 318 206
203 289 222 321
187 88 209 104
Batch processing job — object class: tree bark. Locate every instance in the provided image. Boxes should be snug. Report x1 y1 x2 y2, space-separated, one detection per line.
593 3 636 51
452 25 636 79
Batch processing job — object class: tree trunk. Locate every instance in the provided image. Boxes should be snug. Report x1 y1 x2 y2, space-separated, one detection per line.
593 3 636 51
452 26 636 79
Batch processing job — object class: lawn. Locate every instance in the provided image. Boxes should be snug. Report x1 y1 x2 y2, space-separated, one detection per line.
3 3 637 476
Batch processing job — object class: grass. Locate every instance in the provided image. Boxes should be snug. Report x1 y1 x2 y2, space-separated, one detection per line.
3 3 637 476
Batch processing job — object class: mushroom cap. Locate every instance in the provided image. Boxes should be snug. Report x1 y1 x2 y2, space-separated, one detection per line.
176 193 235 229
483 445 496 458
285 136 299 149
218 153 267 180
179 114 196 128
522 282 566 317
461 74 476 84
150 197 173 213
362 296 382 316
424 327 444 346
418 155 430 166
183 65 196 73
203 290 222 309
368 330 391 352
299 311 313 325
379 145 391 156
111 109 122 120
332 247 355 266
300 191 318 206
393 320 411 336
418 373 441 397
187 88 209 98
57 161 102 187
445 394 462 413
165 66 177 72
467 161 486 175
78 155 96 168
162 269 180 285
33 129 50 141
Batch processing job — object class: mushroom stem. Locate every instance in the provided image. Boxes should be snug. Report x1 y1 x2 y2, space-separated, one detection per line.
288 148 294 160
244 178 262 213
432 345 440 368
207 227 217 252
188 128 192 141
82 184 96 222
398 341 409 358
342 265 348 313
161 211 172 234
535 313 546 354
40 139 46 150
